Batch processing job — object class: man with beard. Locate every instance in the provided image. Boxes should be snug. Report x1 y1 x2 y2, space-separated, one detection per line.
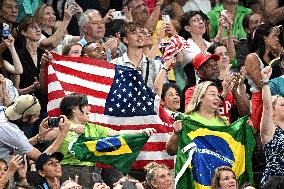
123 0 164 32
111 22 163 90
184 51 249 122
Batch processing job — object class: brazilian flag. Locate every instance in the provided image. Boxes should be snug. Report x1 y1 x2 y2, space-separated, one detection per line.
70 134 149 175
175 115 256 189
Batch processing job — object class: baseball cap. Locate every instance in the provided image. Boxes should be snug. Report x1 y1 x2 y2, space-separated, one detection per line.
4 95 41 121
36 152 64 171
192 51 220 70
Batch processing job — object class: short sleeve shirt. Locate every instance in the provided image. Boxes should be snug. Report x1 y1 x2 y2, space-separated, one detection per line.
59 122 113 166
0 121 33 162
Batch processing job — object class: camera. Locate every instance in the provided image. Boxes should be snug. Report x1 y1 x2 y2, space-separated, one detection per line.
112 11 126 20
162 15 170 23
48 116 64 128
2 23 10 39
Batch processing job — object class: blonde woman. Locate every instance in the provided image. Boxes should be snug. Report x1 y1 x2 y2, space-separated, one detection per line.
166 81 227 155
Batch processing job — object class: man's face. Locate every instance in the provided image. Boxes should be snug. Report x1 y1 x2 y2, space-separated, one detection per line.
1 0 18 23
40 157 62 179
128 0 149 24
198 59 220 81
83 12 105 41
123 27 144 48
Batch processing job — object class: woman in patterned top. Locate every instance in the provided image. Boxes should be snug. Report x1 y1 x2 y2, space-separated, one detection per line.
260 66 284 186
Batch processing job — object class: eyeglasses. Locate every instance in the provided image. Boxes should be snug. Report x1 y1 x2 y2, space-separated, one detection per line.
28 24 41 30
21 95 37 115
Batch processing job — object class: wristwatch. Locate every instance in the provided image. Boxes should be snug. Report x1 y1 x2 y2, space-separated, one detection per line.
261 80 269 87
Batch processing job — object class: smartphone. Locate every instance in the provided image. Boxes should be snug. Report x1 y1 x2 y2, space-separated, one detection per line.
10 147 25 165
162 15 171 23
2 23 9 39
66 0 74 7
112 11 126 20
48 116 64 128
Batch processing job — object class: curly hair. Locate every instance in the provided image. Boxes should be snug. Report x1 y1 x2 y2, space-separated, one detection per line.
142 162 170 189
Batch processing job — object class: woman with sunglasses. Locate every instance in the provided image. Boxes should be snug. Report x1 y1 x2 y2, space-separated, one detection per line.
54 93 156 188
260 66 284 186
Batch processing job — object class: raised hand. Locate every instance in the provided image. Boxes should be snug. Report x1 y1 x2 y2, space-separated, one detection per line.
173 120 182 134
3 35 15 50
261 66 272 82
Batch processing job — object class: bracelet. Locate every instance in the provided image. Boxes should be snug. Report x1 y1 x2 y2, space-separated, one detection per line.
162 67 168 71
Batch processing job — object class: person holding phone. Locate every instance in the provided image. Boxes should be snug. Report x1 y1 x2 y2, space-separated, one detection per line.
51 93 155 188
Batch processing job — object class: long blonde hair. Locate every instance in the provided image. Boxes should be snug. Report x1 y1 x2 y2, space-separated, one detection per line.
185 81 216 114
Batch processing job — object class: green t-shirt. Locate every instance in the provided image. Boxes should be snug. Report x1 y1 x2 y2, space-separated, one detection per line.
187 112 227 126
207 4 252 40
59 122 113 166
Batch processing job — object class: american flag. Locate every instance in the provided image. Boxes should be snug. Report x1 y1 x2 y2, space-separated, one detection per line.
47 53 174 170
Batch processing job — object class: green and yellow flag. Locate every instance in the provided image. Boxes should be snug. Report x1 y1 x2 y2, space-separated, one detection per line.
175 115 256 189
70 134 149 175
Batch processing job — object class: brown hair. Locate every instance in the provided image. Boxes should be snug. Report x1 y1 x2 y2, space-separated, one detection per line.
62 43 82 56
211 166 237 189
18 16 38 33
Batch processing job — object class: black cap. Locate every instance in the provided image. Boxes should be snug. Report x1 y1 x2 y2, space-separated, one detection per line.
36 152 64 171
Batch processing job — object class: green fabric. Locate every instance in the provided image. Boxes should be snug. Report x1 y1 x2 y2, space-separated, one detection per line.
70 133 149 175
188 112 227 126
175 115 256 189
59 122 112 166
207 4 252 40
17 0 43 22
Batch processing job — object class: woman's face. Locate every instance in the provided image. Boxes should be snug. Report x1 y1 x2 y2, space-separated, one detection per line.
218 170 237 189
273 96 284 119
152 168 173 189
73 105 91 123
22 23 42 42
265 27 281 52
200 86 220 112
214 46 230 70
187 14 206 36
42 6 56 28
68 45 82 57
0 161 7 179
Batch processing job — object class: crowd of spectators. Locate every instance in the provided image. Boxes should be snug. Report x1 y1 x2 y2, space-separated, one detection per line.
0 0 284 188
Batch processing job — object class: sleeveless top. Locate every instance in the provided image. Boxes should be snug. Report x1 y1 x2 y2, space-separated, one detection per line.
261 126 284 186
246 53 265 93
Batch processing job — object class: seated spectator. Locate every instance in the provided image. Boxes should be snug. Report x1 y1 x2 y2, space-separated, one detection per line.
52 93 155 188
35 3 81 53
1 94 69 163
0 74 18 107
166 81 229 155
259 66 284 186
62 43 82 57
0 155 26 189
35 152 64 189
211 166 237 189
142 162 173 189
